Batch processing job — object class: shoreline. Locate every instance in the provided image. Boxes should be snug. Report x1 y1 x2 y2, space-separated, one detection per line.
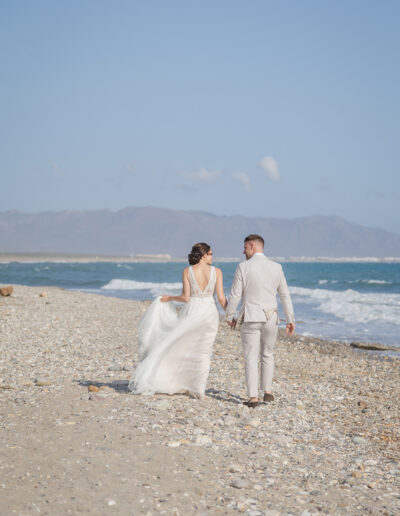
1 252 400 263
2 282 400 356
1 285 399 514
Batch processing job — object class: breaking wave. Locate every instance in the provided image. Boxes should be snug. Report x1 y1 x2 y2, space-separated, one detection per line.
290 286 400 325
101 278 182 294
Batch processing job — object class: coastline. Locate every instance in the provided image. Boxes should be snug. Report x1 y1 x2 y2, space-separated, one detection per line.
1 252 400 263
1 285 399 515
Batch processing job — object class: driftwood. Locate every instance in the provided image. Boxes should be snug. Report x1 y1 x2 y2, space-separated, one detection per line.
350 341 399 352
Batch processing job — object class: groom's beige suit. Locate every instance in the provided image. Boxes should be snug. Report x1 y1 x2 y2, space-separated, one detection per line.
226 253 295 398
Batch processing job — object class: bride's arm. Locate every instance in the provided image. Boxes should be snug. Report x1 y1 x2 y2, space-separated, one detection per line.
215 268 227 310
161 268 190 303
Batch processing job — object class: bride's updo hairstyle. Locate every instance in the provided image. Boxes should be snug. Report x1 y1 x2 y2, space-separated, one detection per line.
188 243 211 265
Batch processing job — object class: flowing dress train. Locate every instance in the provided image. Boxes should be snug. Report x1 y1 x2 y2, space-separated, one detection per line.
129 266 219 397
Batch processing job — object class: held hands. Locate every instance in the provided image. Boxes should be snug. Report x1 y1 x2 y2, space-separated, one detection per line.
228 319 293 334
228 319 294 334
160 295 171 302
286 323 295 336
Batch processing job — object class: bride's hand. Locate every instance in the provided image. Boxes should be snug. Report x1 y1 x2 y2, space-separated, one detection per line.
160 295 171 302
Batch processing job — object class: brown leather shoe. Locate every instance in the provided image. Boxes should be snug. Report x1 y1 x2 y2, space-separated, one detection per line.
243 400 259 408
263 393 275 402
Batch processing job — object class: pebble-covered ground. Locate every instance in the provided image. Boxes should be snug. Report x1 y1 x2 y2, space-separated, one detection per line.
1 285 399 516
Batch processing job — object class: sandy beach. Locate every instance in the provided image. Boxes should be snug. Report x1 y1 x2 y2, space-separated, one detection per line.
1 285 399 515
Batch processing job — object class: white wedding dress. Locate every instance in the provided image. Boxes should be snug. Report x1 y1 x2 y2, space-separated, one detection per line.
129 266 219 398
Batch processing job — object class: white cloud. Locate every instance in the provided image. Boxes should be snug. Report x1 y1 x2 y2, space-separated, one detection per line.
188 167 222 184
259 156 280 181
232 171 251 191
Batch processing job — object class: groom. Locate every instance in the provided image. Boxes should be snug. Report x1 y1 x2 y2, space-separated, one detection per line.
226 234 295 408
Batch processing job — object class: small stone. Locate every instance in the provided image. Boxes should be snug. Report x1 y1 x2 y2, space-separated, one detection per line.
309 490 321 496
0 385 14 390
35 379 52 387
351 436 367 445
229 464 243 473
231 478 249 489
107 500 116 506
351 470 363 478
167 441 180 448
88 385 100 392
357 400 368 409
245 498 260 505
39 292 47 297
0 286 13 296
247 418 261 428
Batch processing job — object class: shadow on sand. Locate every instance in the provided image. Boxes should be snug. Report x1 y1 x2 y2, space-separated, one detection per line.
77 379 131 393
76 381 244 404
205 388 243 405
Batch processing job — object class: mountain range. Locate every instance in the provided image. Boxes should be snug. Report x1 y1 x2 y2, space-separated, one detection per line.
1 207 399 258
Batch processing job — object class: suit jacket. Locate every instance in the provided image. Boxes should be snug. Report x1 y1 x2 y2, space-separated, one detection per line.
226 254 295 324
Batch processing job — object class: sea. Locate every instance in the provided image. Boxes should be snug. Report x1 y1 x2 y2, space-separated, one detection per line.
1 260 400 350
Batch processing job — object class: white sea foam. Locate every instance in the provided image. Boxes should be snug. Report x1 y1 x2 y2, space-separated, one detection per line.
290 286 400 325
101 278 182 294
344 279 392 285
363 279 391 285
318 279 328 285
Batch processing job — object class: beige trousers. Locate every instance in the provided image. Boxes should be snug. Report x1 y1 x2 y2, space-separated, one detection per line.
240 312 279 398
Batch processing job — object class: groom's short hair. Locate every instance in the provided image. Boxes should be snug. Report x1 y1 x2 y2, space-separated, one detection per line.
244 234 264 247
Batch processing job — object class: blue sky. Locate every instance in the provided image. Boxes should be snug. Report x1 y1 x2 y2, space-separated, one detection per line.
1 0 399 233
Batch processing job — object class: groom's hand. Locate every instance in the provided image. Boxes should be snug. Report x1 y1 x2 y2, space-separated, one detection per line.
286 323 295 336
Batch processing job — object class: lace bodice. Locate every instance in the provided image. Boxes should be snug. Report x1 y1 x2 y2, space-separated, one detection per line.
189 266 216 298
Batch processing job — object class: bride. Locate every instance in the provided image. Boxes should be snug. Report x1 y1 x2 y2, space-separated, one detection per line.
129 243 227 398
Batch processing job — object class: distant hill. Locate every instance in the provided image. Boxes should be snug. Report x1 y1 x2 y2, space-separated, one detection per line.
1 207 400 258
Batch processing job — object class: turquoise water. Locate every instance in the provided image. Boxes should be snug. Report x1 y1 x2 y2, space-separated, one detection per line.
1 261 400 348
